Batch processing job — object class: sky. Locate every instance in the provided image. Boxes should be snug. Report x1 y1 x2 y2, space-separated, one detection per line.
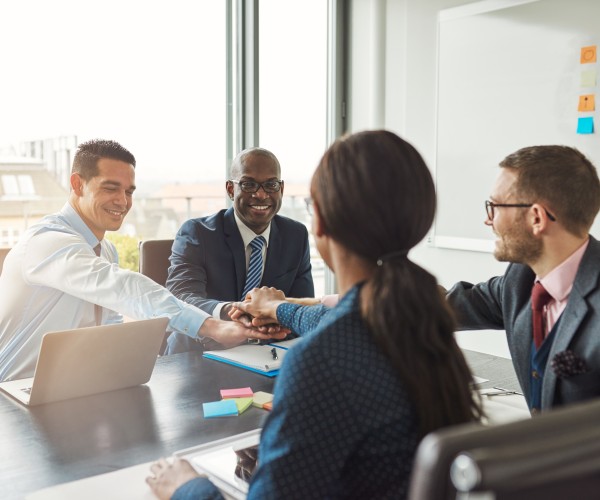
0 0 327 188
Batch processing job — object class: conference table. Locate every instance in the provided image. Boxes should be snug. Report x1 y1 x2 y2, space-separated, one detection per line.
0 349 520 499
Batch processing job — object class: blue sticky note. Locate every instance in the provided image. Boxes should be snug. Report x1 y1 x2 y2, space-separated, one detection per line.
203 399 238 418
577 116 594 134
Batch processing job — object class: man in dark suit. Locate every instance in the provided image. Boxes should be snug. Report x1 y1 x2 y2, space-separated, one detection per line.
447 145 600 412
165 147 314 354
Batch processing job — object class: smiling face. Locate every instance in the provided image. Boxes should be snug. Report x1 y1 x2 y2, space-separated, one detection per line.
486 168 542 265
70 158 136 240
227 152 283 234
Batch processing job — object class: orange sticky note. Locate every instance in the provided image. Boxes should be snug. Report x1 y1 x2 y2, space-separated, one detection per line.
578 94 595 112
263 401 273 411
581 45 597 64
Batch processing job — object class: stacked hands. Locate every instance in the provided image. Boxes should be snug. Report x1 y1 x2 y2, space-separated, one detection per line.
227 287 321 339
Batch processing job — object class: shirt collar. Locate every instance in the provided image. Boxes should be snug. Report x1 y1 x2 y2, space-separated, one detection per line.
233 211 270 249
61 202 102 248
538 238 589 302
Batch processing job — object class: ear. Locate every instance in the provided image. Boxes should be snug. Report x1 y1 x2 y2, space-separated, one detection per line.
530 203 551 236
226 180 234 200
313 199 326 237
279 180 284 196
70 172 84 196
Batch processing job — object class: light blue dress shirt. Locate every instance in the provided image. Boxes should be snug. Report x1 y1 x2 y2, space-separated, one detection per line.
0 202 208 382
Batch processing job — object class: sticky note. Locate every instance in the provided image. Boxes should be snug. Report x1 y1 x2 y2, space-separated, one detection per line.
221 387 254 399
581 70 597 87
581 45 597 64
263 401 273 411
203 399 238 418
233 397 254 414
252 391 274 408
577 117 594 134
578 95 595 112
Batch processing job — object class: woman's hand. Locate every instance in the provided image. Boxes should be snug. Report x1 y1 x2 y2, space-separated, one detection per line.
146 458 200 499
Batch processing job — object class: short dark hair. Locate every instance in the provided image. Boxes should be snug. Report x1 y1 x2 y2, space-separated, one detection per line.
500 145 600 237
72 139 136 180
231 147 281 179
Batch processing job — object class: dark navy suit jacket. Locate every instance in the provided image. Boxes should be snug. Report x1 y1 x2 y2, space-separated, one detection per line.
165 207 314 353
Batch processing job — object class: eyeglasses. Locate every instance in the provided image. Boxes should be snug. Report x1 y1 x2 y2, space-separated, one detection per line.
304 197 314 216
485 200 556 221
230 179 283 193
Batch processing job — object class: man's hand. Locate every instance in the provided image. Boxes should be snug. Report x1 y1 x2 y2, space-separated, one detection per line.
228 305 290 335
146 458 200 500
199 317 286 348
231 287 286 326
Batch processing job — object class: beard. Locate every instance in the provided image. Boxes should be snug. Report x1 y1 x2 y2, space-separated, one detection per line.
493 218 542 265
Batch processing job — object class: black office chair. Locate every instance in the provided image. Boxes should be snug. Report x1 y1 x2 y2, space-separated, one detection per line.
138 239 174 354
408 397 600 500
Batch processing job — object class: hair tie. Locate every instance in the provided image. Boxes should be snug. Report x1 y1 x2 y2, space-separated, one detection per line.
376 250 409 266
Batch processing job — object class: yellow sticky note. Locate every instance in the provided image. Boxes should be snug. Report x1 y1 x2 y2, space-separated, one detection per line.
581 70 597 87
581 45 597 64
252 391 274 408
578 94 595 112
233 397 254 414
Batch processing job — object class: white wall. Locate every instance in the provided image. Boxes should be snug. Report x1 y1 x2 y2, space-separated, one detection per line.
347 0 511 357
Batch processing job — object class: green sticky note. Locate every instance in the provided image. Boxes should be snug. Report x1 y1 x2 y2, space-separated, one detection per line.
233 397 254 414
203 399 238 418
577 116 594 134
252 391 274 408
581 69 597 87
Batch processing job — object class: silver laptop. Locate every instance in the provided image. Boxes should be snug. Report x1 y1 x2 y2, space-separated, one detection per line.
0 317 169 406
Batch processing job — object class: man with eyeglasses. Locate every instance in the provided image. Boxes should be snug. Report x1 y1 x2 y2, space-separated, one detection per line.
447 145 600 412
164 147 314 354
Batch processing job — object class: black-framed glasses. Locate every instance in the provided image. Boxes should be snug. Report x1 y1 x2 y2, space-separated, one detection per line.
485 200 556 221
304 197 314 216
230 179 283 193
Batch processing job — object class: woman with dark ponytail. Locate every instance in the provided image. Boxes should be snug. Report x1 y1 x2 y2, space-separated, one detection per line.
147 130 483 500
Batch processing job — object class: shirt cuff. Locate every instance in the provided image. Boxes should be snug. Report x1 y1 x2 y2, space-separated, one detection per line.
212 302 230 320
167 302 209 340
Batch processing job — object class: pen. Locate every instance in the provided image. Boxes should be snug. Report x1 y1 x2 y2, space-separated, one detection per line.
270 348 278 360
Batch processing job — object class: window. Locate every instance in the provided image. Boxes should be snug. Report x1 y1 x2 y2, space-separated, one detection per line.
259 0 328 296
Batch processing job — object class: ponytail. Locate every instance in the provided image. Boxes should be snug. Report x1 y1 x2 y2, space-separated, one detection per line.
361 258 483 437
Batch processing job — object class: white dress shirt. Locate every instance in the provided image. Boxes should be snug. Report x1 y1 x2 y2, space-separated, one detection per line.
212 212 270 319
0 202 209 381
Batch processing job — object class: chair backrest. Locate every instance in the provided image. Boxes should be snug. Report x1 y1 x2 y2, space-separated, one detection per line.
138 239 174 287
0 247 11 274
408 397 600 500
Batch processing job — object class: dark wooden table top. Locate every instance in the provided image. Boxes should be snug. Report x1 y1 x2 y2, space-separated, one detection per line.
0 349 518 499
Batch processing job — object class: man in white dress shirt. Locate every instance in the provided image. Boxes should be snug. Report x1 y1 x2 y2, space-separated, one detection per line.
0 139 283 382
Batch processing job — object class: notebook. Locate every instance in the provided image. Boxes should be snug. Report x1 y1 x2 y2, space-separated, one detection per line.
0 317 169 406
203 344 287 377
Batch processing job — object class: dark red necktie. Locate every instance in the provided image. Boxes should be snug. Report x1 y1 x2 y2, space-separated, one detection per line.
531 281 552 349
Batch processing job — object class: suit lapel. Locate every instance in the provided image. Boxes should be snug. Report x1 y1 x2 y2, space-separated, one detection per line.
542 237 600 407
262 217 279 285
512 305 533 399
223 208 247 298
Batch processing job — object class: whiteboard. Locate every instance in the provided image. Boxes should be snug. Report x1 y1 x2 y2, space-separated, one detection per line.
433 0 600 251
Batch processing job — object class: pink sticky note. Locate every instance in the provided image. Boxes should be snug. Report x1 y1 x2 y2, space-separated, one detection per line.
220 387 254 399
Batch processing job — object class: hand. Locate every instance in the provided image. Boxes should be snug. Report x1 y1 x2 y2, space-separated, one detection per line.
199 318 286 348
231 287 286 326
146 457 200 500
228 305 291 335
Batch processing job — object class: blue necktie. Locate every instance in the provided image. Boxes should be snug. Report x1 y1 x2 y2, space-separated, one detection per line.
241 236 266 299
